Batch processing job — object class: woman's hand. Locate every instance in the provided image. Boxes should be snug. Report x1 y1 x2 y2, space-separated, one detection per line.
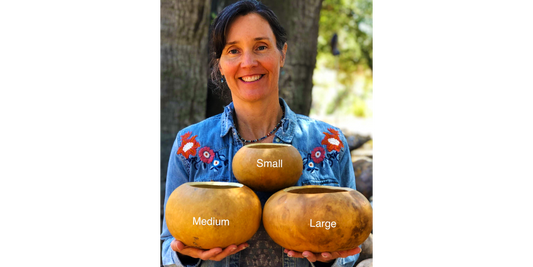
170 240 248 262
283 247 362 263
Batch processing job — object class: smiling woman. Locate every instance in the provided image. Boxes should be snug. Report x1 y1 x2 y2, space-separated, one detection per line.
218 13 287 107
160 1 363 267
210 0 288 95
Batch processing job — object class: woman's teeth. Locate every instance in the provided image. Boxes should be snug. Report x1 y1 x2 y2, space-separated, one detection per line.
241 75 262 82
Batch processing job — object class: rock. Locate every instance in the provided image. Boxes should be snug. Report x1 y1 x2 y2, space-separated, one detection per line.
358 233 373 263
370 196 376 231
356 258 372 267
353 158 372 200
346 134 372 151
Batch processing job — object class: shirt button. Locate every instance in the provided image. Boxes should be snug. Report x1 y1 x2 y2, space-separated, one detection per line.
275 138 280 142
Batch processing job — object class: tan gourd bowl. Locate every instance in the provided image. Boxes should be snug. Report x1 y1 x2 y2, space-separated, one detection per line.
263 185 373 253
165 182 261 249
232 143 303 192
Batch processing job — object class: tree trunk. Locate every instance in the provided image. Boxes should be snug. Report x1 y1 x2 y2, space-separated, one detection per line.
161 0 211 218
205 0 239 117
262 0 323 116
161 0 211 134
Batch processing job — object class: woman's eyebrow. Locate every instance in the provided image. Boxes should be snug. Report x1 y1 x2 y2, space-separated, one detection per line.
253 37 270 41
226 37 271 46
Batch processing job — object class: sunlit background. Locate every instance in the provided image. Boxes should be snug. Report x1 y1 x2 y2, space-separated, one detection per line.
311 0 373 156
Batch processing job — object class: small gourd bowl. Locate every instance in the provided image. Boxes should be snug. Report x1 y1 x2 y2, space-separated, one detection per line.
232 143 303 192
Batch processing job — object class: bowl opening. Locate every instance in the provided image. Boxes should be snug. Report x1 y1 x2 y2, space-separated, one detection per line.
245 143 292 149
287 187 348 194
188 182 243 189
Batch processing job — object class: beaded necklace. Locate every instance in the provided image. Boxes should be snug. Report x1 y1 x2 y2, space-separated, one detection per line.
236 112 284 144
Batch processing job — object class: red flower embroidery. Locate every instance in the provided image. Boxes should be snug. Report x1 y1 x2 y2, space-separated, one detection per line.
321 128 344 152
311 147 326 163
199 147 214 164
177 132 200 159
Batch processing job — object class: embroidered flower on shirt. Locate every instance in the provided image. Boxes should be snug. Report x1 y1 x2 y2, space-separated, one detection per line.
321 128 344 152
303 153 319 173
303 129 344 173
210 152 228 172
199 147 214 164
311 147 326 163
177 132 200 159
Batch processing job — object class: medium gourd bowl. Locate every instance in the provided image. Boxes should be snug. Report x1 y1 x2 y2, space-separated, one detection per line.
262 185 373 253
165 182 262 249
232 143 303 192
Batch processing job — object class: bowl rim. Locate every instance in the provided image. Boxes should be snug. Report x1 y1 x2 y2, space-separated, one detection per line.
185 181 244 188
243 143 294 149
282 185 354 193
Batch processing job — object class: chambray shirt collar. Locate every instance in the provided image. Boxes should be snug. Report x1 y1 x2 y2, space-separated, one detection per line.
275 98 295 143
220 102 235 138
219 98 295 144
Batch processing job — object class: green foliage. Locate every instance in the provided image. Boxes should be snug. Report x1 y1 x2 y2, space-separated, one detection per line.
318 0 373 72
313 0 373 118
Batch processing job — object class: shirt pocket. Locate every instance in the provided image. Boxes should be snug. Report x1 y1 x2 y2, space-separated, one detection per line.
191 166 232 183
299 170 340 186
299 144 343 187
301 177 339 186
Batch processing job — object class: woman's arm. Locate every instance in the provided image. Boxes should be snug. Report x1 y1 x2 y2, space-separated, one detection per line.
160 133 248 266
338 130 356 190
161 134 199 267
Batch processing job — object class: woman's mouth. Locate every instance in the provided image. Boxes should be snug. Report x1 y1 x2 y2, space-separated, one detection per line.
240 74 264 82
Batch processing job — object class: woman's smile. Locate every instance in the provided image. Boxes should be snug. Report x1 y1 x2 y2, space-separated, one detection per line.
240 74 265 83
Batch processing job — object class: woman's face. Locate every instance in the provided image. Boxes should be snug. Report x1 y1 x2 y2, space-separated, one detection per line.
219 13 287 103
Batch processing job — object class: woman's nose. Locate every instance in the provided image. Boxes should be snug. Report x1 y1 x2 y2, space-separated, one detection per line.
241 50 258 68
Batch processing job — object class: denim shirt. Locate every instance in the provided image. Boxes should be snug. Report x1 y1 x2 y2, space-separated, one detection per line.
161 98 358 267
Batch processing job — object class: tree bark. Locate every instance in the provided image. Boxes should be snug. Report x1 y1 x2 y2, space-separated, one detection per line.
161 0 211 133
262 0 323 116
161 0 211 218
205 0 239 117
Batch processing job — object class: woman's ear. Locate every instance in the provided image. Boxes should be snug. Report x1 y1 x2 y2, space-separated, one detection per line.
280 43 288 67
217 59 224 76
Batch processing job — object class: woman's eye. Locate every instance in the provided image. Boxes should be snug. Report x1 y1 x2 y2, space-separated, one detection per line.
228 49 238 54
258 46 267 51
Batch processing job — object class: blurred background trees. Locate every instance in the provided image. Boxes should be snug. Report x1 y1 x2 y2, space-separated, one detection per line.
312 0 373 119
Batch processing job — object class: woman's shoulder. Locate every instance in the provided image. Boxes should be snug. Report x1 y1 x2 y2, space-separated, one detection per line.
281 98 343 136
292 114 345 137
287 114 349 160
177 114 222 135
173 114 227 148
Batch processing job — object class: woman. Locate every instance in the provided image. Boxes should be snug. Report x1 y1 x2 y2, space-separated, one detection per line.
161 1 361 266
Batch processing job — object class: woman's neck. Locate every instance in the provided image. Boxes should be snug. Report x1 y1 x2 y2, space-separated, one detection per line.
233 98 283 143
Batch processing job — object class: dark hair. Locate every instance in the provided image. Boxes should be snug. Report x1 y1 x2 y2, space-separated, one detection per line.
210 0 287 100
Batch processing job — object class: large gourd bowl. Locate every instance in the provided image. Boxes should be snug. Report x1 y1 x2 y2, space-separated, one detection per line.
262 185 373 253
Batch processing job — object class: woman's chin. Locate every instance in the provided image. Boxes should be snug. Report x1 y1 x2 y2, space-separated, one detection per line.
232 86 278 103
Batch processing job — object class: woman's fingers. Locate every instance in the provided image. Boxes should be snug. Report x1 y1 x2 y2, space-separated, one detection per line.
171 240 223 260
171 240 250 262
209 244 238 261
284 246 363 263
302 251 318 262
